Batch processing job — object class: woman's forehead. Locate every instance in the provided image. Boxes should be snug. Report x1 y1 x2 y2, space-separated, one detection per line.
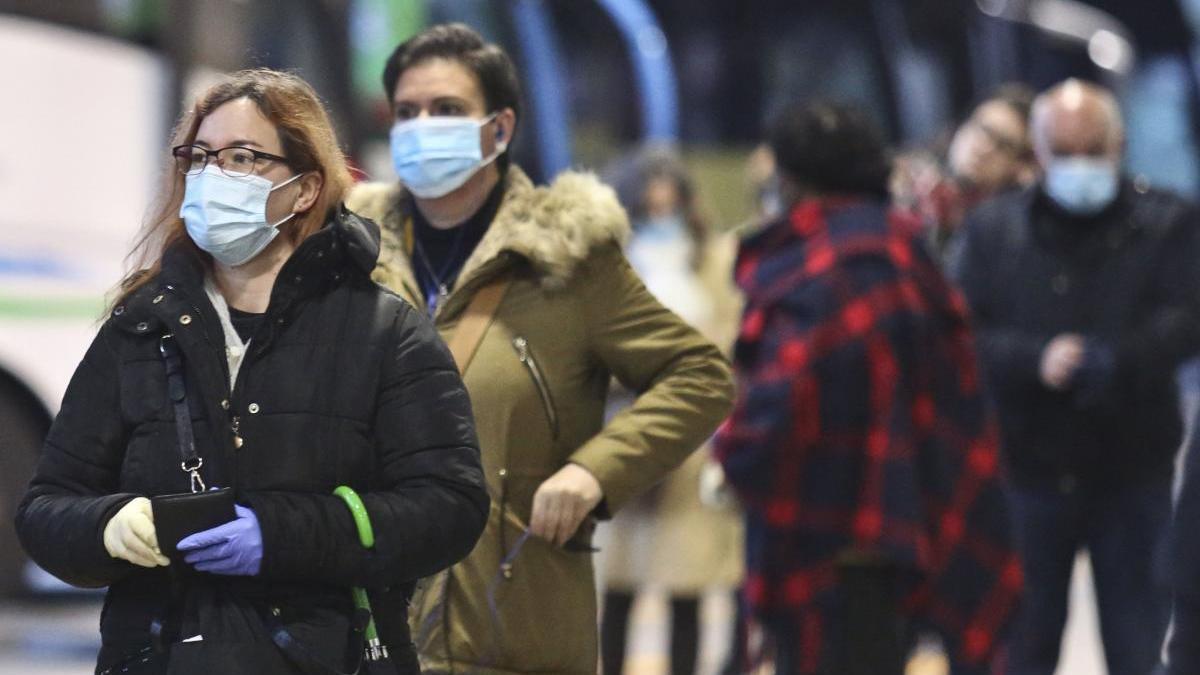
196 98 281 151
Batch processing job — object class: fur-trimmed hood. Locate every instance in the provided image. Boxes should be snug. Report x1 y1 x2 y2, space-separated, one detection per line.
346 166 631 291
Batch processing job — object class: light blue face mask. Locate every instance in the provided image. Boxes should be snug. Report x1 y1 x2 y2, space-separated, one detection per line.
390 113 505 199
633 214 687 242
1044 156 1120 216
181 166 303 267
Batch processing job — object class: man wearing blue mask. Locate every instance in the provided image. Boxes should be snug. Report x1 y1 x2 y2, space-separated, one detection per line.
950 79 1200 675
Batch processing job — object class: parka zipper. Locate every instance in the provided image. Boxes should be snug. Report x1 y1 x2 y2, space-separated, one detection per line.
511 336 559 439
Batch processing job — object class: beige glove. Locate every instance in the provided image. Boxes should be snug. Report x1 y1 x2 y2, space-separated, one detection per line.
103 497 170 568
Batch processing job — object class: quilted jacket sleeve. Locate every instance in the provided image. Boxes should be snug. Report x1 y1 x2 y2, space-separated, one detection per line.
15 324 140 588
248 302 488 588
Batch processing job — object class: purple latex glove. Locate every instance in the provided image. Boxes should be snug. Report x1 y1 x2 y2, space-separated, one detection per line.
177 504 263 575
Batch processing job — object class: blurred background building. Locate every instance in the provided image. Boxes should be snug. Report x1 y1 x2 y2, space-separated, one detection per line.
3 1 1200 673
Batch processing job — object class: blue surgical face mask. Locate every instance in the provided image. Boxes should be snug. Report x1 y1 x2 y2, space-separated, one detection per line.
180 166 303 267
1044 156 1119 216
390 113 505 199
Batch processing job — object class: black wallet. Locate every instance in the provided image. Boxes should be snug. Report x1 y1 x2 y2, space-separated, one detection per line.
152 488 236 561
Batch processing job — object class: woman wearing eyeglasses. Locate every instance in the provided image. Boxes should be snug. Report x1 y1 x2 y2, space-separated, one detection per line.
346 24 734 675
15 68 488 674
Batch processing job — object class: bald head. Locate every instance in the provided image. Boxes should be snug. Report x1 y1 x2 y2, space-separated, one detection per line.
1031 79 1124 168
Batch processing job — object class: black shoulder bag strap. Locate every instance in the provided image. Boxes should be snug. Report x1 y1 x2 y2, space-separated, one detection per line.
147 333 204 655
160 333 206 493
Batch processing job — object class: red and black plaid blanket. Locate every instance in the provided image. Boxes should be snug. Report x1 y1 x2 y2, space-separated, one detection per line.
714 198 1021 673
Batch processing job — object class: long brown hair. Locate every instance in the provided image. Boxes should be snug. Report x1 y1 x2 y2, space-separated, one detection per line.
114 68 353 308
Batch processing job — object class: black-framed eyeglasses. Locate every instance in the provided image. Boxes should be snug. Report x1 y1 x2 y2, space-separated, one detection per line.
171 144 290 178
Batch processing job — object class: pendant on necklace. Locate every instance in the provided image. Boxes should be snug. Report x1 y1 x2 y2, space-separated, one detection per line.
438 284 450 299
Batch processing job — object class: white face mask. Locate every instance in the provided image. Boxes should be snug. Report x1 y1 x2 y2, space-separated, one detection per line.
389 113 506 199
180 166 303 267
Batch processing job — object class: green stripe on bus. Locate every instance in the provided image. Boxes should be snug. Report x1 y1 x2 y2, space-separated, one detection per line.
0 296 104 319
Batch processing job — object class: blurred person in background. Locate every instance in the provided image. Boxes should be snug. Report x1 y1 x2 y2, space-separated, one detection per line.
714 101 1020 675
345 23 735 675
597 147 744 675
14 69 488 674
950 79 1200 675
1164 402 1200 674
892 84 1037 260
745 143 785 221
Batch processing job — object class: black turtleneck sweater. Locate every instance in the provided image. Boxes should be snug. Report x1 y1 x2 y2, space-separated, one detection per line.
411 177 506 315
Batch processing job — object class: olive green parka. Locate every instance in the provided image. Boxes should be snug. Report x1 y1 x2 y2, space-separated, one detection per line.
346 167 734 674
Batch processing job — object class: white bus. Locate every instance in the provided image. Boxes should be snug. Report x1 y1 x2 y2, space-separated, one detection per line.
0 14 167 595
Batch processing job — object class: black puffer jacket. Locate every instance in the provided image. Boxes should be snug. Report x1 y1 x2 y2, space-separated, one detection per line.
950 181 1200 489
15 207 489 674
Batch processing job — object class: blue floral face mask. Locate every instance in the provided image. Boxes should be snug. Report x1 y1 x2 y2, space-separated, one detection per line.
1044 156 1119 216
181 166 303 267
390 113 505 199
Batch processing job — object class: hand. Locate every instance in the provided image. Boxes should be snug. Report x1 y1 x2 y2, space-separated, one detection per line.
530 463 603 547
177 504 263 575
103 497 170 568
1039 333 1085 390
698 460 735 509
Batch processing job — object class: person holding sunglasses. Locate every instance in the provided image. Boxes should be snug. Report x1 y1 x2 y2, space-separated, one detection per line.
346 23 734 675
15 68 488 674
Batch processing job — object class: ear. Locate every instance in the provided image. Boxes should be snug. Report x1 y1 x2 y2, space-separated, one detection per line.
292 172 324 214
493 107 517 149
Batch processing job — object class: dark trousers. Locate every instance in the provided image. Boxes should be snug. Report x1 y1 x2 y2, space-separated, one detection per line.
601 590 701 675
767 563 908 675
1005 480 1171 675
1162 398 1200 674
1163 593 1200 675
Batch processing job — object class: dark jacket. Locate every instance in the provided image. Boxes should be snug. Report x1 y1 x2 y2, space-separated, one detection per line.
714 199 1020 674
15 207 489 674
950 181 1200 489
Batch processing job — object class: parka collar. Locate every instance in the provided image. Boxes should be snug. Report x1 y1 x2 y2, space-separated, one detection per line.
359 165 630 295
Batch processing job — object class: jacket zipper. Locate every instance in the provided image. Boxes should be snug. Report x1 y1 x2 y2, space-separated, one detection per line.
511 336 559 439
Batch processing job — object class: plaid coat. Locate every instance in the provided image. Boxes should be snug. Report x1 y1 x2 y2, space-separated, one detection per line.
714 198 1021 674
